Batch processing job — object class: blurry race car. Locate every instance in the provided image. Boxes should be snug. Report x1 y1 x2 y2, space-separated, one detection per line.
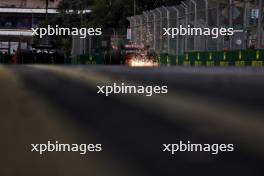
123 44 159 67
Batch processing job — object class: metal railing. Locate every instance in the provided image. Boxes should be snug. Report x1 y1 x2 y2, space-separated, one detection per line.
128 0 264 55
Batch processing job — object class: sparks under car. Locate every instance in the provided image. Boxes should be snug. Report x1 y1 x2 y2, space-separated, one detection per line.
123 44 159 67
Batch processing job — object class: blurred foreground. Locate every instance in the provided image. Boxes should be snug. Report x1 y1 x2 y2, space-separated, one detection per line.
1 65 264 176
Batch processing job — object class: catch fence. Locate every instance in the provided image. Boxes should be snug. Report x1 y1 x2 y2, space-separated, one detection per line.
127 0 264 55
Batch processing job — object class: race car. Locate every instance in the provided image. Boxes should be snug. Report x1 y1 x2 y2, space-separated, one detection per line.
123 44 159 67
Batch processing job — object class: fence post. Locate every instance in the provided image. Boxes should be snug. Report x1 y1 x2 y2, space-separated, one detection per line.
150 11 157 50
181 2 188 53
190 0 197 51
163 6 170 54
135 15 142 45
242 0 247 49
155 8 163 53
217 1 220 51
204 0 208 51
128 17 136 44
139 15 144 44
143 12 149 46
172 6 179 55
257 0 263 49
229 0 234 50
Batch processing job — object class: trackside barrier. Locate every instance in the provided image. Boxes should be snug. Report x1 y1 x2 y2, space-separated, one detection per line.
159 50 264 67
76 49 263 66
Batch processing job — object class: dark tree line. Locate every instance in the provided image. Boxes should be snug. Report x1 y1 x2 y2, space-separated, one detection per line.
39 0 182 54
57 0 182 28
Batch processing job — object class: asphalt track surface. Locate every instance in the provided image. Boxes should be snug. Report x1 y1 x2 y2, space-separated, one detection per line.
1 65 264 176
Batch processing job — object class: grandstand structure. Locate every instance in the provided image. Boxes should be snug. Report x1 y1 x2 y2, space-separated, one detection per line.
0 0 60 54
